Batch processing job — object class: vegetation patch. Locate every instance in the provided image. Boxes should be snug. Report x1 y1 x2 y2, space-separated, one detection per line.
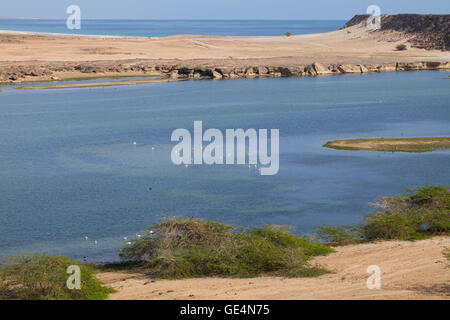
323 137 450 153
396 44 408 51
2 186 448 297
118 218 333 279
0 253 114 300
317 186 450 245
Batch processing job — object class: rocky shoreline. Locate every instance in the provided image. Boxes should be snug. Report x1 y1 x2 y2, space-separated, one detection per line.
1 60 449 85
157 61 450 80
1 13 449 85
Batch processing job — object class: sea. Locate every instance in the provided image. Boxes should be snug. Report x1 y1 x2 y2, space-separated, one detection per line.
0 19 345 37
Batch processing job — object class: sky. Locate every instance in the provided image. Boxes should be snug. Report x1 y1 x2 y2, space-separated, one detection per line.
1 0 449 20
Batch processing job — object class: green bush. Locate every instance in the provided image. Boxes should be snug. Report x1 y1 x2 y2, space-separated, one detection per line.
396 44 408 51
285 32 292 37
0 253 114 300
119 217 333 279
317 186 449 245
316 224 364 245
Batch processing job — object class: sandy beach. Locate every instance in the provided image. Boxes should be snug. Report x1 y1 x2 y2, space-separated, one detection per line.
324 137 450 153
1 24 447 63
1 18 449 85
97 237 450 300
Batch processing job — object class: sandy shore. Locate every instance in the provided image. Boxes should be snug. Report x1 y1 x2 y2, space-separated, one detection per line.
1 21 449 85
324 137 450 153
97 237 450 300
1 23 448 63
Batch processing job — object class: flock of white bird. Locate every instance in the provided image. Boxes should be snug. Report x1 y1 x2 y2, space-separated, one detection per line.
83 142 260 248
174 150 261 171
84 230 155 247
82 142 159 248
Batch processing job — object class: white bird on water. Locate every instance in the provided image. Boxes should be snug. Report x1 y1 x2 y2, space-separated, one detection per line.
152 146 155 151
133 141 137 146
94 240 98 246
136 234 142 239
127 242 132 246
147 230 154 235
123 236 128 241
84 236 88 241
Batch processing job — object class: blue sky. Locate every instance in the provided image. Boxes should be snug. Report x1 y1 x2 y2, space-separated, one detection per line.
1 0 449 19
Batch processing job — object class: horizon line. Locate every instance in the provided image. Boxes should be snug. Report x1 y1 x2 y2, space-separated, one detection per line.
0 17 351 21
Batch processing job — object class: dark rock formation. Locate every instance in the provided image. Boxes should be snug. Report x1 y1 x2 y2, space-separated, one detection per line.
342 14 450 51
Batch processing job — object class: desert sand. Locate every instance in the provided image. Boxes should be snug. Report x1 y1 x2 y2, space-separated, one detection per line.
97 237 450 300
1 23 448 63
1 20 449 85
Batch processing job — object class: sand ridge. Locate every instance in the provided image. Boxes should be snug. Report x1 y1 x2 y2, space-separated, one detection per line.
0 23 448 63
1 21 449 85
97 237 450 300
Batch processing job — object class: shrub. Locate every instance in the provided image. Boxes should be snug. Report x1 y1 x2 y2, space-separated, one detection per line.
0 253 114 300
396 44 407 51
316 224 364 245
285 32 292 37
119 217 333 279
317 186 449 245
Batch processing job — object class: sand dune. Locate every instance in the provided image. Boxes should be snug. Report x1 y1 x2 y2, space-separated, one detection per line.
0 23 448 63
97 237 450 300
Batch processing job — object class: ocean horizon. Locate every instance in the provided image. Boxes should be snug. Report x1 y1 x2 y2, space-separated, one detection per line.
0 19 346 37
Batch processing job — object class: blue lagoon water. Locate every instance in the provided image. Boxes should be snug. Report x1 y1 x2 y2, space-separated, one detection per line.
0 71 449 263
0 19 345 37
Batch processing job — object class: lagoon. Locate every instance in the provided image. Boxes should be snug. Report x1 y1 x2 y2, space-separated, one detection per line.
0 71 449 263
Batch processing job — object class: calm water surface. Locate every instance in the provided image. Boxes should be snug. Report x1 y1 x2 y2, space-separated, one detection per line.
0 71 449 263
0 19 345 37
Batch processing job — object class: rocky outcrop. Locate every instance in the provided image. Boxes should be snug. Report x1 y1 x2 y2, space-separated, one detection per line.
396 62 424 71
359 64 369 73
156 61 449 80
376 63 397 72
1 60 449 83
257 66 269 75
425 61 450 69
343 14 450 51
212 70 223 79
337 64 361 73
304 62 333 76
342 15 372 29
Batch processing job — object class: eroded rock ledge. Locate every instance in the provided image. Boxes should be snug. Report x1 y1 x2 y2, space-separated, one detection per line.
1 60 449 84
163 61 450 79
